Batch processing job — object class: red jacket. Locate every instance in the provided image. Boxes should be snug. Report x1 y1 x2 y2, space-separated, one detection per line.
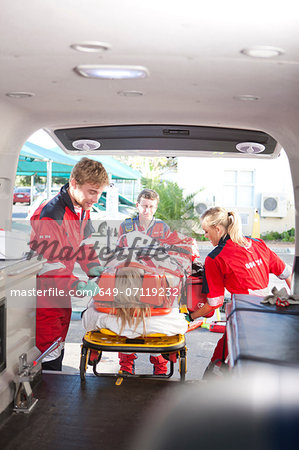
30 183 100 353
30 183 99 302
203 235 291 308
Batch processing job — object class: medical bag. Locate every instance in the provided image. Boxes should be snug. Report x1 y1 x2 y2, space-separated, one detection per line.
186 275 214 318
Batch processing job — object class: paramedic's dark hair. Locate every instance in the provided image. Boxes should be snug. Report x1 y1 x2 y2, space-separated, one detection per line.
70 157 109 187
137 189 160 204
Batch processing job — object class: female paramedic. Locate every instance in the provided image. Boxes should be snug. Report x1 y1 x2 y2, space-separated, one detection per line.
82 266 188 374
188 206 292 376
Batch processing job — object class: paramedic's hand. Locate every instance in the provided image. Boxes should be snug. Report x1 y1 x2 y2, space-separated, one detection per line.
76 280 99 297
88 266 105 277
184 312 194 322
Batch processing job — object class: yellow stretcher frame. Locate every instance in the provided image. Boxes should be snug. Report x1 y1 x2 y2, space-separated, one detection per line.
80 329 187 382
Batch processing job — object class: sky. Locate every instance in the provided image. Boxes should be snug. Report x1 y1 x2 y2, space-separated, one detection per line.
28 130 57 149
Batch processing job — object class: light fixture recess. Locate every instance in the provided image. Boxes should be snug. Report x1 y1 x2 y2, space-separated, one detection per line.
72 139 101 151
6 92 35 98
117 90 144 97
236 142 265 154
234 95 260 101
241 46 284 58
74 65 149 80
70 41 111 52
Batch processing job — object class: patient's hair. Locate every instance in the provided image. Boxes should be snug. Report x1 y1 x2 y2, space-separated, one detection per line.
114 267 151 336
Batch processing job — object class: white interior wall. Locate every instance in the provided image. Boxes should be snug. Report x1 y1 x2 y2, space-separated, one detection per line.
0 104 39 229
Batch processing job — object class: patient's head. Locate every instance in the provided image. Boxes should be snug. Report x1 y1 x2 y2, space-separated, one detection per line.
114 266 144 307
113 266 150 335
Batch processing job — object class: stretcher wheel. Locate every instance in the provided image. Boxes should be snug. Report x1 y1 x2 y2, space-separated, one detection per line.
179 358 186 382
80 346 89 381
179 348 187 382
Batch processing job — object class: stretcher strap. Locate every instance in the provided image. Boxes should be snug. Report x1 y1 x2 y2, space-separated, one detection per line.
95 307 172 316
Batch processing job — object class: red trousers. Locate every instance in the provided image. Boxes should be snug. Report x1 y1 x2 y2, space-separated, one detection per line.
211 330 228 364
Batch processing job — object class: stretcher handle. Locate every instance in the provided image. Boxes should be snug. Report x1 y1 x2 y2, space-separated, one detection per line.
31 337 63 368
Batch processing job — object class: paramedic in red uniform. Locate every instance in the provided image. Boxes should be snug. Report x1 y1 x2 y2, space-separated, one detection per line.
188 206 292 376
117 188 171 375
118 188 170 244
30 158 109 371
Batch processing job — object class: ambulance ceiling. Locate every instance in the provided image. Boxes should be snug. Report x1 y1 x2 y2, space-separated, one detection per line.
1 1 299 158
54 125 278 158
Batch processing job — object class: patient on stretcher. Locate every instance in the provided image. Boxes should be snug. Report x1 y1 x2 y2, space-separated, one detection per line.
82 266 188 338
82 230 198 374
82 228 199 337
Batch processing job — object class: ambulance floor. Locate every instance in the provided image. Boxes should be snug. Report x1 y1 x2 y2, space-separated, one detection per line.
0 373 192 450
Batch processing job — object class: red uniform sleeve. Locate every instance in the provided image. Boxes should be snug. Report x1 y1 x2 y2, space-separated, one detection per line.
30 217 68 263
30 217 80 295
204 256 225 308
118 222 125 238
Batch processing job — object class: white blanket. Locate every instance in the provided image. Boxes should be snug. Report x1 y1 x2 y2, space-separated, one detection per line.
82 301 188 338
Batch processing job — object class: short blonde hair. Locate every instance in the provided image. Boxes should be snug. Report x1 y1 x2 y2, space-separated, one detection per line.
201 207 249 247
70 157 109 187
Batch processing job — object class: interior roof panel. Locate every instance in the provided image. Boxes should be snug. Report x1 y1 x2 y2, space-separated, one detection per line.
53 124 278 158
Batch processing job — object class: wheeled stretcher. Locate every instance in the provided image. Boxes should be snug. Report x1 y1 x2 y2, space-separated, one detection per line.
80 328 187 381
79 239 206 382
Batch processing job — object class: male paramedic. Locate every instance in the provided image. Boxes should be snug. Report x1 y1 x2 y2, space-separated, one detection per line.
117 188 172 375
30 157 109 370
118 188 170 245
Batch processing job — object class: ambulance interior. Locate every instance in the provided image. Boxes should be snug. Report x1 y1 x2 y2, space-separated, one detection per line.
1 1 299 447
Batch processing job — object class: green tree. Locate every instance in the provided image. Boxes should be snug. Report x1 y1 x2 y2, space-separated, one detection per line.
115 156 177 181
142 177 202 238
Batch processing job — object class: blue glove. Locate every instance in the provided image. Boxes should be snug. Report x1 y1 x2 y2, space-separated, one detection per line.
88 266 105 277
184 312 194 323
76 280 99 297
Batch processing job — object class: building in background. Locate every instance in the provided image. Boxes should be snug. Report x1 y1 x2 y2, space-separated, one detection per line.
177 151 294 236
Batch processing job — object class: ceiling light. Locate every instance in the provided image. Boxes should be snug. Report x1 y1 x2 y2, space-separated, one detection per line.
6 92 35 98
72 139 101 151
236 142 265 154
74 65 149 80
241 46 284 58
117 90 144 97
70 42 111 52
234 95 260 101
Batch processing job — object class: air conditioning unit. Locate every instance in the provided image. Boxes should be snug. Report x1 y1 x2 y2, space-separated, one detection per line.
260 194 287 218
195 202 209 215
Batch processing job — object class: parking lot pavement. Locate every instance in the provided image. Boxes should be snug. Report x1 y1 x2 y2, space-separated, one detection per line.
12 203 29 219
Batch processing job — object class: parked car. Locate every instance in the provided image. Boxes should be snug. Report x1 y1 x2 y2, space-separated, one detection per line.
27 190 135 221
13 187 32 204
